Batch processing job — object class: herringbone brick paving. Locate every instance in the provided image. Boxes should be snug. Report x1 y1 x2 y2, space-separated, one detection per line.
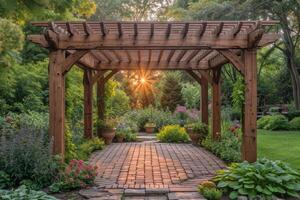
89 142 225 190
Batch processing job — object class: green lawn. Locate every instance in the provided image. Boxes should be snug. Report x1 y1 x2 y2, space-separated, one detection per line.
258 129 300 170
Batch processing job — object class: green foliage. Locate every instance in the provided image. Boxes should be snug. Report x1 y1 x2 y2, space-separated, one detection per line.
160 72 184 112
202 130 241 163
185 122 208 135
106 88 130 118
122 107 178 131
157 125 189 143
198 180 222 200
214 159 300 199
77 137 105 161
231 76 244 112
0 185 57 200
0 128 59 189
181 82 200 109
257 115 290 130
0 18 24 68
65 122 77 163
289 117 300 130
200 188 222 200
116 118 138 142
0 171 12 189
49 160 97 193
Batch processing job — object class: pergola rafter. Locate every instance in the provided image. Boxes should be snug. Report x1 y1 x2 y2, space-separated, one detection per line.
28 20 280 162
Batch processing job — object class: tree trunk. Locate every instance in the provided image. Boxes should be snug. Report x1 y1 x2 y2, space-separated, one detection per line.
287 55 300 109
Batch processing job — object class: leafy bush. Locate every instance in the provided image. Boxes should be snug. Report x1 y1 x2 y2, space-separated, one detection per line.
0 171 12 189
77 137 105 160
185 122 208 135
202 130 241 163
214 159 300 199
198 180 222 200
181 82 200 109
289 117 300 130
157 125 189 143
65 122 77 163
122 107 178 131
49 160 97 193
0 185 57 200
0 128 59 189
116 118 138 142
257 115 290 130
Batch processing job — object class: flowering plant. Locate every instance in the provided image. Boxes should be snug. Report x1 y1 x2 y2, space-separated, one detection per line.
49 159 98 192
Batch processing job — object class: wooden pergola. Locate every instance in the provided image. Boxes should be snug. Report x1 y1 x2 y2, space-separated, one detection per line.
28 21 279 162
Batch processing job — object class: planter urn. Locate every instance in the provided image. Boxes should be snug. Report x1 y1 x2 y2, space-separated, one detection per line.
101 128 116 145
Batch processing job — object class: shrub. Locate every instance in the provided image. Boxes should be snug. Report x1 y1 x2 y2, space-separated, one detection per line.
157 125 189 143
257 115 290 130
264 115 290 130
214 159 300 199
289 117 300 130
198 180 222 200
122 107 178 131
0 185 57 200
49 160 97 192
0 171 12 189
0 128 59 188
257 115 272 129
65 122 77 163
185 122 208 137
116 118 138 142
77 137 105 160
202 130 241 163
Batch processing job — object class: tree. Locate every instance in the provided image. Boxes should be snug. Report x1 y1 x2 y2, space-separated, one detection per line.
167 0 300 108
92 0 170 20
181 82 200 109
0 19 24 68
160 72 184 112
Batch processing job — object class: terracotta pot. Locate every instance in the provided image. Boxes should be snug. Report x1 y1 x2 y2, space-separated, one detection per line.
145 126 155 134
116 136 124 143
101 128 116 145
187 128 201 145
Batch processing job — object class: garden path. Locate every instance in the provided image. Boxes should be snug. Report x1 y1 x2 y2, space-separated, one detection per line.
82 141 225 199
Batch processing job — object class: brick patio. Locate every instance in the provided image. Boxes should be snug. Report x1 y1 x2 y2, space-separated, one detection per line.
89 142 225 191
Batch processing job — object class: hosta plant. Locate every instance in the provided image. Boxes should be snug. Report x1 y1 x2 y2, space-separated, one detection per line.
214 159 300 199
0 185 57 200
198 180 222 200
50 159 98 192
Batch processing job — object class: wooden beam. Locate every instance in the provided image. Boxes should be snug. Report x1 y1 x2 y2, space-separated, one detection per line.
167 50 175 63
232 22 243 36
83 69 93 139
83 22 93 36
186 70 202 84
66 22 77 36
242 49 257 162
150 23 154 39
248 29 264 48
92 70 106 85
30 32 279 50
100 22 106 37
62 50 89 75
198 70 213 84
200 75 209 125
97 60 211 70
117 22 122 38
176 50 187 63
213 22 224 37
217 50 245 75
166 23 171 38
103 69 119 83
97 75 105 136
49 50 65 158
186 50 200 63
134 23 138 38
181 23 189 39
198 23 207 38
212 67 221 140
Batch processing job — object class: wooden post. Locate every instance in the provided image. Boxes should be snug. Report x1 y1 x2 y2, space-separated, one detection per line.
201 77 209 125
97 74 105 137
49 50 65 157
242 49 257 162
212 68 221 140
83 69 93 139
